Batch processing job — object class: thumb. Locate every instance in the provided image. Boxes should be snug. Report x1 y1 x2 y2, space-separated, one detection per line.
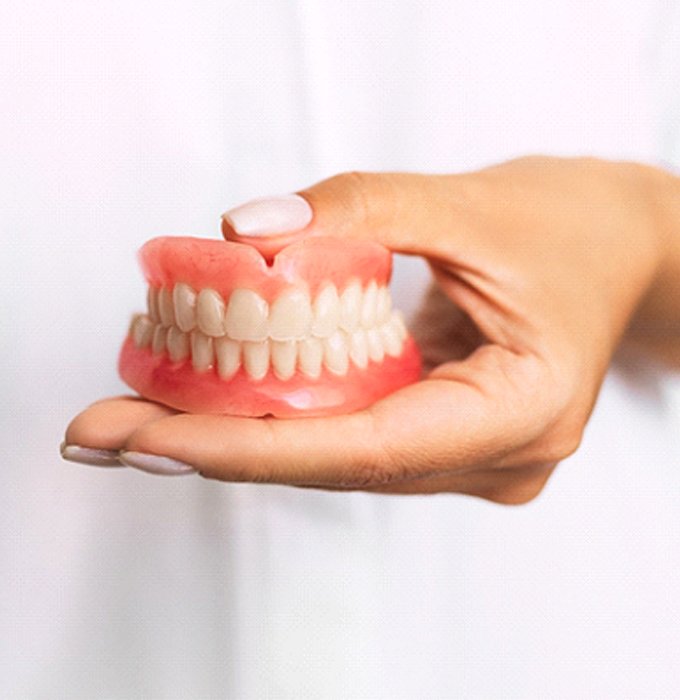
221 171 469 260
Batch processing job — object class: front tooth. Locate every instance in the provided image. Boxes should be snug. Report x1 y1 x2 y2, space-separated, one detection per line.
298 337 323 379
360 280 378 328
173 283 197 332
312 284 340 337
366 328 385 363
380 322 402 357
375 286 391 324
225 289 268 341
166 326 190 362
271 340 297 380
323 330 349 375
158 287 175 328
349 329 369 369
147 287 160 323
243 340 270 380
152 325 167 355
132 315 154 348
215 337 240 380
196 288 226 337
268 289 312 341
339 281 362 332
190 330 214 372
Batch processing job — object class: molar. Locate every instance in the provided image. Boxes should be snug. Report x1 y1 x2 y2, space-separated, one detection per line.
158 287 175 328
392 311 408 341
147 287 160 324
225 289 268 341
167 326 190 362
152 325 168 355
311 284 340 338
173 283 197 332
380 320 402 357
366 328 385 363
196 288 226 337
132 315 154 348
269 289 312 341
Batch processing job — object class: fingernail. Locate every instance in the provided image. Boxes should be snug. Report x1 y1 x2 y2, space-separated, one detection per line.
60 442 122 467
119 451 197 476
222 194 313 236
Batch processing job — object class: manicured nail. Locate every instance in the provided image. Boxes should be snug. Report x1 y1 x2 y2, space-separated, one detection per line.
222 194 313 236
60 442 122 467
119 451 197 476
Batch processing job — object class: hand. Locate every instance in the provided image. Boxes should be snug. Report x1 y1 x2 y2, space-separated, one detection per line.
62 157 680 503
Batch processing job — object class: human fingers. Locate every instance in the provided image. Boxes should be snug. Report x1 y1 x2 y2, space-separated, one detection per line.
62 396 177 466
117 343 575 495
293 462 557 504
220 172 469 260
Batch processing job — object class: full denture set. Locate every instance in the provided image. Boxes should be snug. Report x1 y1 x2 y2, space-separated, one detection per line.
119 236 421 416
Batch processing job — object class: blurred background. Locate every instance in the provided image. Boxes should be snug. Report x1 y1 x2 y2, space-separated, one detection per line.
2 1 680 698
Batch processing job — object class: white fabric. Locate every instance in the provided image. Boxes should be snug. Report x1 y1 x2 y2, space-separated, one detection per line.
2 1 680 698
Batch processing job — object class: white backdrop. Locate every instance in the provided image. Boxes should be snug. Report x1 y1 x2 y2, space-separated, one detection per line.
2 1 680 698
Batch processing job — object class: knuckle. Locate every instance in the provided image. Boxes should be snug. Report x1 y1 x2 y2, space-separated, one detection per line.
481 478 546 506
540 428 583 463
327 170 380 224
474 464 556 506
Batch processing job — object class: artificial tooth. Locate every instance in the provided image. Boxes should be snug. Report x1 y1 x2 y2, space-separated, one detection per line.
366 328 385 363
147 286 160 323
215 337 240 380
166 326 190 362
196 288 226 337
375 286 391 324
271 339 297 380
158 287 175 328
243 340 270 381
323 330 349 375
349 329 369 369
128 313 141 336
269 289 312 341
152 325 167 355
173 283 197 332
191 330 214 372
298 337 323 379
339 280 362 332
360 280 378 328
132 315 154 348
380 322 402 357
311 284 340 337
392 310 408 341
225 289 268 341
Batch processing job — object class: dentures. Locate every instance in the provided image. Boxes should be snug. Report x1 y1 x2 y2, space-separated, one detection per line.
118 236 421 417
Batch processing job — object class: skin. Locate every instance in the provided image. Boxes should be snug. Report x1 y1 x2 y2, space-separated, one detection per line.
63 156 680 504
